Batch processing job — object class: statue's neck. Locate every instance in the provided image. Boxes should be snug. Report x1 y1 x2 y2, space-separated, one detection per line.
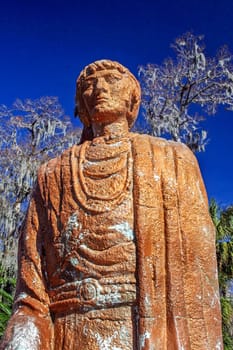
91 117 129 141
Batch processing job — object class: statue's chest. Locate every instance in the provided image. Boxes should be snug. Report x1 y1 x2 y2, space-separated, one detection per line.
71 139 133 214
62 164 135 264
83 163 126 200
50 139 136 283
53 190 135 283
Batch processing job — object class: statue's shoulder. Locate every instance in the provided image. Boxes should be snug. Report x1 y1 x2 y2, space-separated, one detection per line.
131 133 196 164
37 144 81 181
166 139 197 165
130 132 167 146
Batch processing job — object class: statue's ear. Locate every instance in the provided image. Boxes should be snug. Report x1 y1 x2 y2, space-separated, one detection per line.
127 91 140 129
130 93 138 113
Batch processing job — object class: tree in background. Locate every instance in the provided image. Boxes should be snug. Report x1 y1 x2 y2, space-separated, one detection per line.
0 97 81 338
0 97 81 276
210 200 233 349
139 32 233 152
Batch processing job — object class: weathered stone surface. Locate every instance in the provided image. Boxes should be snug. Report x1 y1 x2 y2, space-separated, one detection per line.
1 60 223 349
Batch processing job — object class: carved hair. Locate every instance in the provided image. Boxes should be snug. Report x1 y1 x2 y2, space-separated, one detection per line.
75 60 141 128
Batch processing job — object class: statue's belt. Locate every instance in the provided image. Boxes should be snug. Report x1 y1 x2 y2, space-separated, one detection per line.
48 277 136 313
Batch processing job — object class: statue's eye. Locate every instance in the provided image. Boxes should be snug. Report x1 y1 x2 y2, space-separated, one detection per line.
105 75 122 83
83 81 94 91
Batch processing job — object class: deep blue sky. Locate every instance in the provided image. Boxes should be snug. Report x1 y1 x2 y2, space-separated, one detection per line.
0 0 233 206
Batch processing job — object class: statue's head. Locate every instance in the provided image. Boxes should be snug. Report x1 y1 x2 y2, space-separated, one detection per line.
75 60 141 129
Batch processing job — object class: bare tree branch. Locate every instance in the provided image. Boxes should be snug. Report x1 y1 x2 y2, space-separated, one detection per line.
0 97 81 273
139 32 233 152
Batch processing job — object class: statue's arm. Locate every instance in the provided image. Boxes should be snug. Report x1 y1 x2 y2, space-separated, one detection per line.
172 142 223 348
173 142 211 219
171 142 216 246
0 170 54 350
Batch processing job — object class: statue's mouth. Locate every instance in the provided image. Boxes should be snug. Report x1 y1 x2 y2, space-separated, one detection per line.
95 96 108 103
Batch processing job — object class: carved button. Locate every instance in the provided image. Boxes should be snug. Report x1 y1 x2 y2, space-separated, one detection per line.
79 281 97 301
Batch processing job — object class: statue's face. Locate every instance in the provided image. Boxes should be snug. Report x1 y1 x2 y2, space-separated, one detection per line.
82 69 132 124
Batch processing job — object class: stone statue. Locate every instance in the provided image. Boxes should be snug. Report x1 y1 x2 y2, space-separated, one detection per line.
1 60 223 349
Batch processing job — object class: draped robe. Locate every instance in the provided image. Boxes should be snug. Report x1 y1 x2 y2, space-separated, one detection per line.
1 134 223 350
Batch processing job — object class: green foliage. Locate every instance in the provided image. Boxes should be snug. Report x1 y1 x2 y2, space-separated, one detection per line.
0 264 16 338
210 200 233 348
210 199 233 296
0 289 13 337
221 297 233 349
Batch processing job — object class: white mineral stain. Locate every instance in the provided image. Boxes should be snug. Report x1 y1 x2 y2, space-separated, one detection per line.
93 331 122 350
70 257 79 266
16 293 28 301
211 291 220 308
46 165 54 174
211 297 216 308
109 222 134 240
137 171 144 177
5 318 40 350
79 243 87 249
144 294 150 306
97 283 122 306
119 326 129 341
83 324 88 336
67 212 80 230
108 141 123 147
139 331 150 349
174 317 185 350
196 181 206 203
154 174 160 182
202 226 209 237
216 340 222 350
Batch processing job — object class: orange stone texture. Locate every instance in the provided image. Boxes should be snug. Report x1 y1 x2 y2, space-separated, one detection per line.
1 60 223 349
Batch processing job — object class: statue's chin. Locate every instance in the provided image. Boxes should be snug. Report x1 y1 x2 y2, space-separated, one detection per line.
90 108 125 124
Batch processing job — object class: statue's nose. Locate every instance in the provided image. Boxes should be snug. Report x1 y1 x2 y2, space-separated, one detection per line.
95 77 109 93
